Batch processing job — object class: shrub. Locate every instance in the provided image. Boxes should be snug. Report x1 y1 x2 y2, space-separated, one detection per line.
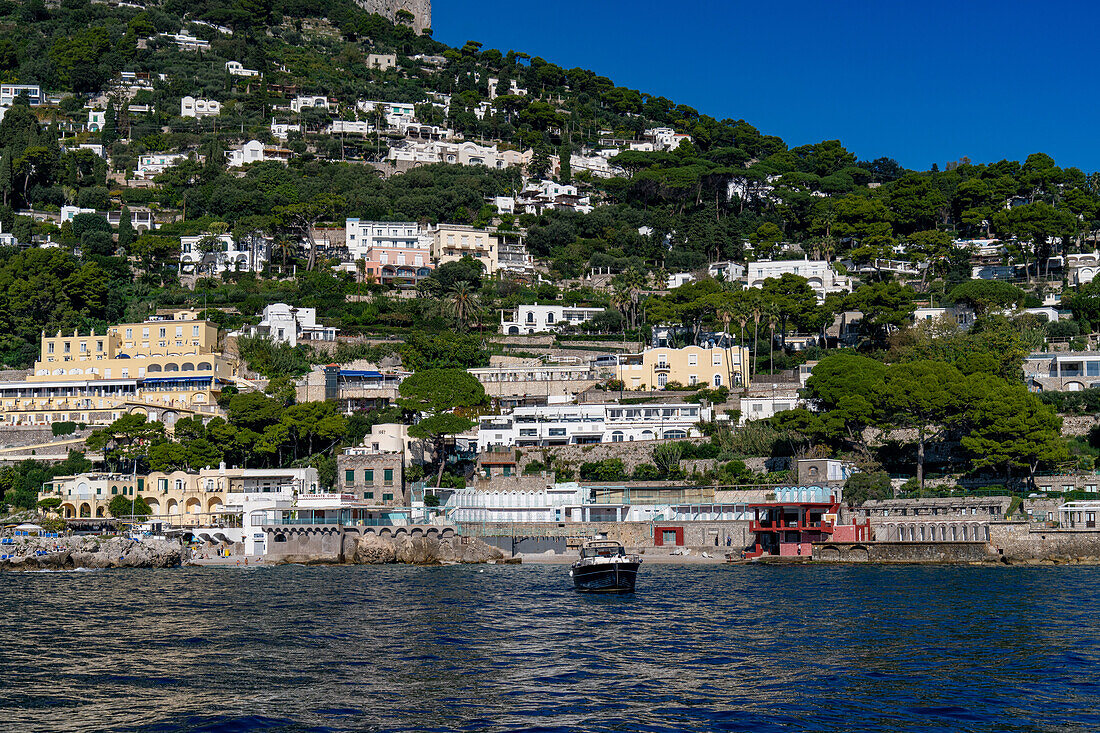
51 421 77 437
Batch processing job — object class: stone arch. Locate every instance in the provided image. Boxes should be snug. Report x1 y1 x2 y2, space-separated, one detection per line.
379 528 392 538
79 503 91 518
426 528 439 538
817 545 841 562
198 362 212 371
147 364 162 372
846 545 870 562
950 525 958 541
940 524 947 541
410 528 424 537
394 527 408 537
62 503 75 518
207 497 224 512
185 497 201 514
182 362 195 372
961 525 969 540
145 498 160 514
166 498 178 516
95 506 105 518
164 363 179 372
274 533 287 543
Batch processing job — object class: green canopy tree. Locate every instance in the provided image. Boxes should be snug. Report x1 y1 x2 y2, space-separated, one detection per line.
881 360 965 487
398 369 486 485
108 494 152 519
960 373 1068 486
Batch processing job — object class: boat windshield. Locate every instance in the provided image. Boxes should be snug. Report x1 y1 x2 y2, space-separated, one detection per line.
582 543 624 559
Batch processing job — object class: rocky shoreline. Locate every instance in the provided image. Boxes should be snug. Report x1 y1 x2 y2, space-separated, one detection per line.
0 536 184 571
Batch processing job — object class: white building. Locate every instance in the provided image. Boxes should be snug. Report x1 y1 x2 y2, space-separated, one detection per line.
239 303 337 347
357 100 416 129
366 54 397 71
87 109 106 132
60 206 97 224
913 305 975 329
226 140 292 168
667 272 695 289
1067 251 1100 286
709 261 746 281
477 402 710 451
746 259 852 299
645 127 692 151
134 153 187 179
344 219 429 262
180 233 268 274
290 96 331 113
739 390 804 425
180 96 221 118
500 304 606 335
328 120 375 135
225 61 259 77
270 119 301 140
387 140 529 170
159 33 211 51
0 84 44 106
516 179 593 215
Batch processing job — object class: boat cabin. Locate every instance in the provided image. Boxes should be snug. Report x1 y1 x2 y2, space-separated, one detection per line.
580 540 626 559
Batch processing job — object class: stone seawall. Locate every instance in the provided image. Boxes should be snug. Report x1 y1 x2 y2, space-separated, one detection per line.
988 522 1100 562
264 524 504 565
813 541 997 564
0 536 183 571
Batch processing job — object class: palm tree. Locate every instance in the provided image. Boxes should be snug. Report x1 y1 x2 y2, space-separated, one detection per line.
751 301 763 380
766 305 780 375
449 282 476 331
275 239 294 275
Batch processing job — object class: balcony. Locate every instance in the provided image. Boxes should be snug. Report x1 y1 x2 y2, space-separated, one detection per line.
750 520 834 534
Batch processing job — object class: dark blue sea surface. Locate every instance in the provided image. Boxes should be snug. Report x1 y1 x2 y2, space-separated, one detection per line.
1 564 1098 732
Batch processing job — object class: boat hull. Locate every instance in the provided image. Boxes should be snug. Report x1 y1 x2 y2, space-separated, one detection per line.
570 562 639 593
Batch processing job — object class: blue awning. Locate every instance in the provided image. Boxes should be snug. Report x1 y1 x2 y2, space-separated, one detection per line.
340 370 384 378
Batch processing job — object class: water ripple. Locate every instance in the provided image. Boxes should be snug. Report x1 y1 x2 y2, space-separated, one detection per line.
1 565 1099 731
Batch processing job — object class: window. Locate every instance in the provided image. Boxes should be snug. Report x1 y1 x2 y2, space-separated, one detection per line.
345 470 354 484
96 341 103 352
64 342 70 354
125 328 133 339
548 428 566 436
364 491 374 499
364 469 374 483
713 374 722 387
713 353 722 366
689 375 698 385
159 328 166 338
383 493 394 502
688 354 697 366
1089 361 1100 377
383 468 394 485
47 343 54 354
175 327 183 337
611 431 624 442
657 373 667 387
519 429 537 437
80 342 87 353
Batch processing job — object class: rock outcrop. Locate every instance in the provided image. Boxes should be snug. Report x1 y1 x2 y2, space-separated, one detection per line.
352 533 504 565
0 536 183 571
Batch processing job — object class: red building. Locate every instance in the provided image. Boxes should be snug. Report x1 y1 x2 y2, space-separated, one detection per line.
745 493 871 559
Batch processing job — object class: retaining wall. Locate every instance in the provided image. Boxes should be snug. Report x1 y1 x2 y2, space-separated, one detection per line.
813 541 997 563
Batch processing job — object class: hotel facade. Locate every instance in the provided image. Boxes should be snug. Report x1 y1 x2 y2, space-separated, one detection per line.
0 311 236 426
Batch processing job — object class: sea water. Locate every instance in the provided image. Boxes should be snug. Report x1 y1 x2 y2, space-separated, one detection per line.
1 564 1097 732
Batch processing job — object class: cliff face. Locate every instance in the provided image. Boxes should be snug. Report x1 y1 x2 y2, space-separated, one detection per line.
0 536 184 571
355 0 431 33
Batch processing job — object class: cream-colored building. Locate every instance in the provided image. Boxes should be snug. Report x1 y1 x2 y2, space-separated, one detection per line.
0 312 237 426
430 224 498 273
616 345 751 391
41 466 319 524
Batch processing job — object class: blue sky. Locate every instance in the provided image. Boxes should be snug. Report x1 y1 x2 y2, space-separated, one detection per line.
433 0 1100 173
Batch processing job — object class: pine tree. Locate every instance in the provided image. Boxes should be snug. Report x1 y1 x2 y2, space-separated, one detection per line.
0 148 10 207
558 141 572 184
101 103 117 146
117 205 134 251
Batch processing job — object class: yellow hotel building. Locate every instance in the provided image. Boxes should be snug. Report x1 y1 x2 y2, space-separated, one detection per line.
0 310 237 426
616 345 751 391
